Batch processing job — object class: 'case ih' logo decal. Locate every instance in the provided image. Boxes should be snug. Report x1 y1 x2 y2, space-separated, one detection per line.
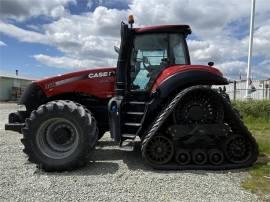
46 71 115 89
88 71 115 79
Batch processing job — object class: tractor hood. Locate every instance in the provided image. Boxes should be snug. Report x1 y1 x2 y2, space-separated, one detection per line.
35 67 116 99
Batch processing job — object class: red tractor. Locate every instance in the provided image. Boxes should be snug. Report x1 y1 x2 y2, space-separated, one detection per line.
5 16 258 171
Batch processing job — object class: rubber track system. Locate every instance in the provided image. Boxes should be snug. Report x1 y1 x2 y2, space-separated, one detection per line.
141 85 258 170
21 100 98 171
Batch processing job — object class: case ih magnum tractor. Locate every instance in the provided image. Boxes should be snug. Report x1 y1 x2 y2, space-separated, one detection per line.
5 16 258 171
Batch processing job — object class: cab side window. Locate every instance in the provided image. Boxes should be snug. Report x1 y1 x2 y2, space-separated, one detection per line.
130 34 168 90
170 34 187 65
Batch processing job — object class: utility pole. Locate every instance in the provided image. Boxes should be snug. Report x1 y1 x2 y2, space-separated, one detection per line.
245 0 256 98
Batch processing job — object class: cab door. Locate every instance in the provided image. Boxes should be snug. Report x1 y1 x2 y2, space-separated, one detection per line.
129 34 169 93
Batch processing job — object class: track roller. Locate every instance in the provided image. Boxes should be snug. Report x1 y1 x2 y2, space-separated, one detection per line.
192 149 207 165
175 149 191 165
208 149 224 165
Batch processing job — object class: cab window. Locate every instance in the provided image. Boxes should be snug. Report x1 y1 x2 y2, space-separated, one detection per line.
130 33 187 90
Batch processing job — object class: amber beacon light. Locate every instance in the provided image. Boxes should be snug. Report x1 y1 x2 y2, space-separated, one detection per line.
128 15 134 27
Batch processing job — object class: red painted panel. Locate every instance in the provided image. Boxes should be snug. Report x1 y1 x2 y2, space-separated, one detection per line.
33 64 223 99
151 65 223 92
135 25 191 33
35 67 116 99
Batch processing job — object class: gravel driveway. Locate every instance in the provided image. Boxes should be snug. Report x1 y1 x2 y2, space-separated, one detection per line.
0 103 259 201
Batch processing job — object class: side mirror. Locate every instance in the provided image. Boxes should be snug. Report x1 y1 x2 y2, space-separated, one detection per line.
114 46 120 54
208 61 214 66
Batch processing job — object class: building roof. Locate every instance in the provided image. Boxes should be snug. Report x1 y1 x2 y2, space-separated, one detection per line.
0 73 36 81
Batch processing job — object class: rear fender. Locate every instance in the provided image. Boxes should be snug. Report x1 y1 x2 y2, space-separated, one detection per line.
154 70 228 99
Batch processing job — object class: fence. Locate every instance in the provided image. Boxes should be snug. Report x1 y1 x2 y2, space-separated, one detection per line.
221 80 270 101
226 88 270 100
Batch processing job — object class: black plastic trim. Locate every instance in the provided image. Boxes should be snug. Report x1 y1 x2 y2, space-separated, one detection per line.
5 123 25 133
108 96 123 142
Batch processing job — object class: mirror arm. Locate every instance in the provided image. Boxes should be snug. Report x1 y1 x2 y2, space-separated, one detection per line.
114 46 120 54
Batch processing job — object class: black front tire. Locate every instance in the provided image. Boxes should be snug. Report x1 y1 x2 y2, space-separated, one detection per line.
21 100 98 171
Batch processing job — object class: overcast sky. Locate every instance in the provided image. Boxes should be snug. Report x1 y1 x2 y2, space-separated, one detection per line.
0 0 269 79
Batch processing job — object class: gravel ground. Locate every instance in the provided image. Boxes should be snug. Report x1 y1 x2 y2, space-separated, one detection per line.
0 103 259 201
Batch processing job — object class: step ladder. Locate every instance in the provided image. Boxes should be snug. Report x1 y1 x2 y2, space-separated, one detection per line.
120 101 146 151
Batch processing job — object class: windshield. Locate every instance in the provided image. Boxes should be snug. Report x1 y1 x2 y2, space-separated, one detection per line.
130 33 188 90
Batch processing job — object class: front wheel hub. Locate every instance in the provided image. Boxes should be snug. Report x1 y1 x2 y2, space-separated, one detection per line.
36 118 79 159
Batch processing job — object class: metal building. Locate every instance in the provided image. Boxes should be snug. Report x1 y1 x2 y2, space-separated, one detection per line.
0 73 35 101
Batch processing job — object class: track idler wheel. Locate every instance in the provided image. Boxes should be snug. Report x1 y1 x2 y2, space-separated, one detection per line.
225 135 252 164
208 149 224 165
192 149 207 165
175 149 191 165
143 135 174 165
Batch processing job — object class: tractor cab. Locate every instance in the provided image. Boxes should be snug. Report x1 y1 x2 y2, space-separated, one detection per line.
109 16 192 145
130 27 191 91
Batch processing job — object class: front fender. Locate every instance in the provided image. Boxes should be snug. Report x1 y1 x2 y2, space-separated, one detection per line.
20 82 47 111
5 82 47 133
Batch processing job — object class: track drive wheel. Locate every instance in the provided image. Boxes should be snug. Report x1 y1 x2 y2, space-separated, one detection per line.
173 89 224 124
21 100 98 171
142 135 174 166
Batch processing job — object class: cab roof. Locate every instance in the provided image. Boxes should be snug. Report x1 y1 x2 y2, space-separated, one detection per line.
134 25 192 34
